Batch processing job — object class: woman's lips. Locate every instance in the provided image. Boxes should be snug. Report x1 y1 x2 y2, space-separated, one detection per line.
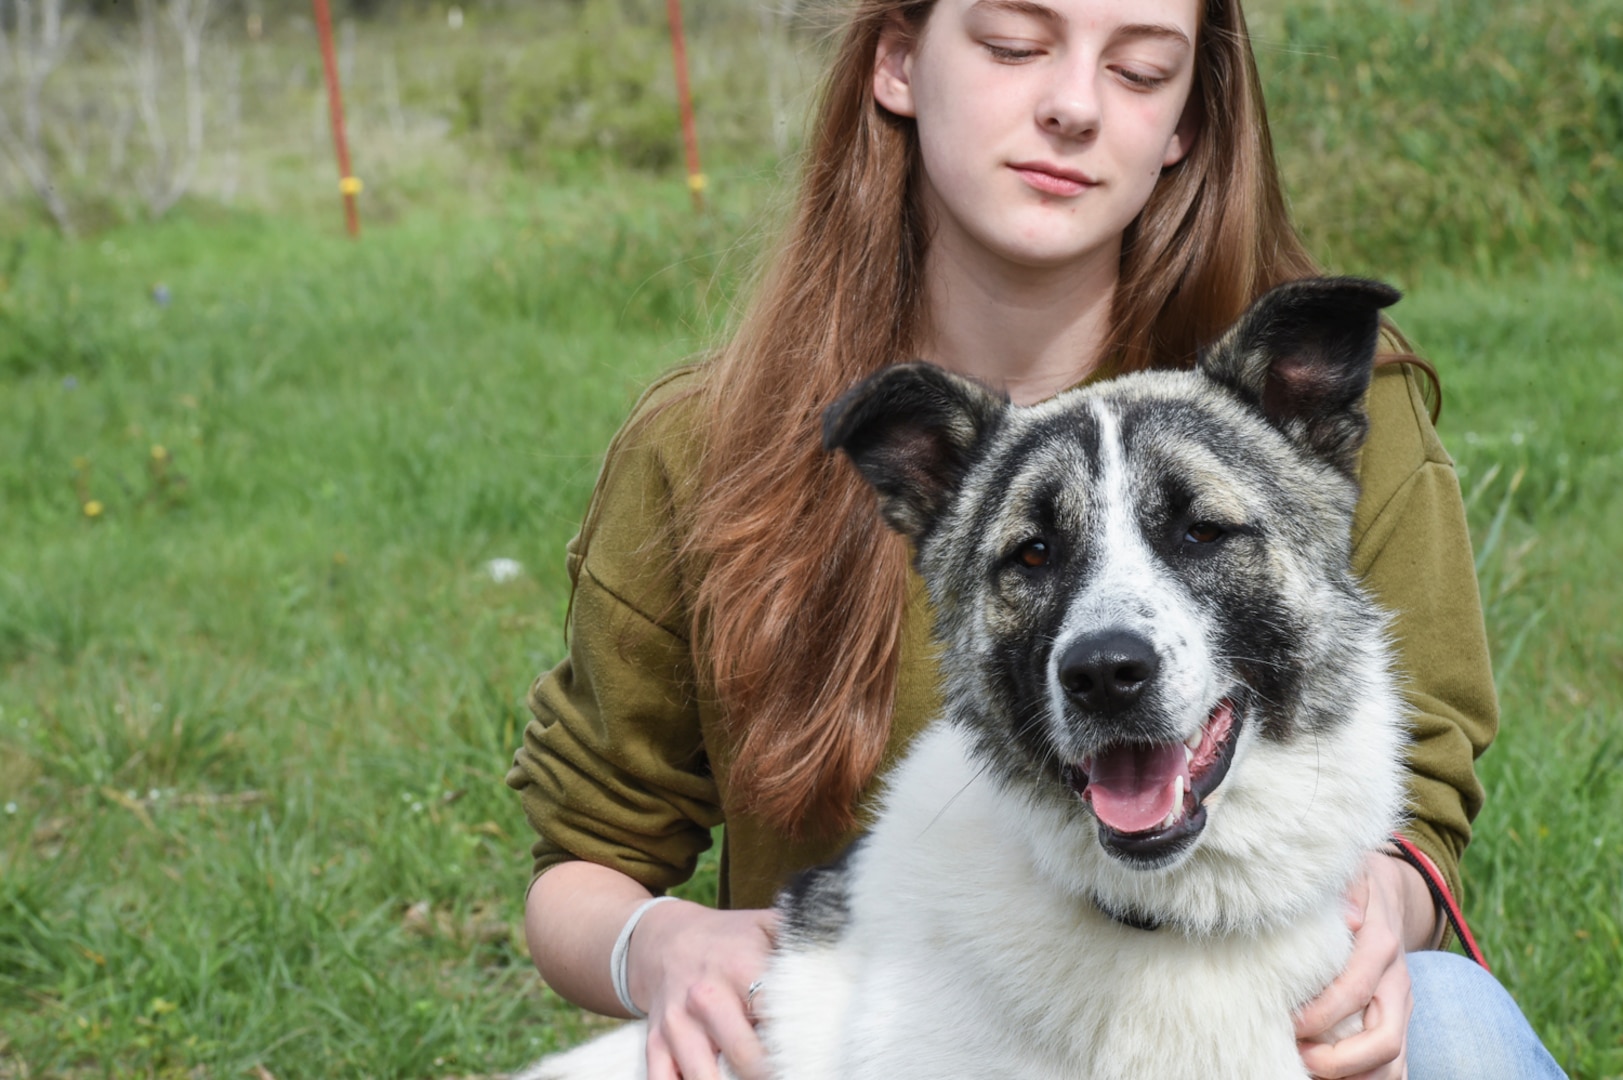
1010 162 1098 197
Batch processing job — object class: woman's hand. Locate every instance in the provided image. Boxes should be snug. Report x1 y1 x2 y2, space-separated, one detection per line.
524 863 779 1079
626 899 780 1080
1294 851 1435 1079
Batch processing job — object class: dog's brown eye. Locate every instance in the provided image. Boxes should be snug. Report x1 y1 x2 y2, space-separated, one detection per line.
1016 539 1051 568
1185 522 1224 544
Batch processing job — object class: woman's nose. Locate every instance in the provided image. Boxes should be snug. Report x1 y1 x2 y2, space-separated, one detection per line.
1038 66 1101 140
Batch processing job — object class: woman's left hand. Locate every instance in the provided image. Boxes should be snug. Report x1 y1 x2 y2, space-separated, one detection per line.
1293 851 1427 1079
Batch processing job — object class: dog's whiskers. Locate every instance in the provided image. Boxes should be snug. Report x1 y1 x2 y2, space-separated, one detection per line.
917 735 1006 839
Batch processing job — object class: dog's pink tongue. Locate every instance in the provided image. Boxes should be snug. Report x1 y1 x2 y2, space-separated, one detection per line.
1085 743 1188 834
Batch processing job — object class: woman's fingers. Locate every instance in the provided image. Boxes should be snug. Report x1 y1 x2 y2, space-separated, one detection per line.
1361 953 1416 1078
644 1019 693 1080
1295 856 1409 1041
630 903 780 1080
1296 853 1414 1079
648 1002 728 1080
690 978 773 1080
1299 951 1414 1079
643 978 771 1080
1295 936 1391 1044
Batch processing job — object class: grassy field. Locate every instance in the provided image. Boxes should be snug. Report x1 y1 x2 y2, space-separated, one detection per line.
1 184 1619 1079
1 1 1621 1077
0 181 738 1075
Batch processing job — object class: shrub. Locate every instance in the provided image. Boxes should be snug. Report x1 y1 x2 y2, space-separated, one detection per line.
452 1 682 173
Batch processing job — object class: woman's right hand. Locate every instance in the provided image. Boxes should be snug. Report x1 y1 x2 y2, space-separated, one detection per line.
625 900 780 1080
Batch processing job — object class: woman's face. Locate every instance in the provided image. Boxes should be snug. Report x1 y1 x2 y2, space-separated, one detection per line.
874 0 1201 275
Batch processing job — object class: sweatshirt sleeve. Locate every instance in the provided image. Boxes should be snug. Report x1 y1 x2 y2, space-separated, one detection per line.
505 375 723 894
1352 364 1498 919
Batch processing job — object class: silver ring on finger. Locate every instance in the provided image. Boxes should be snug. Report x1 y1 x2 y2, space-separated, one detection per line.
745 979 765 1021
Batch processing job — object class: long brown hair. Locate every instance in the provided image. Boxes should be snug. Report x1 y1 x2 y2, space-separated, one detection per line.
621 0 1427 836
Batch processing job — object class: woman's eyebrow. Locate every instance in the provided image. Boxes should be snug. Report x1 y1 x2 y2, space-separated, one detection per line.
967 0 1067 26
966 4 1193 52
1112 23 1193 50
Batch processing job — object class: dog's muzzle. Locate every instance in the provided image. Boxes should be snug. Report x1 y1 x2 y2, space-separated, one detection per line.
1061 692 1246 866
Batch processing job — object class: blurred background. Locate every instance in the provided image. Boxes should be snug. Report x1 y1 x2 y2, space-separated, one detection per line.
1 1 1619 1076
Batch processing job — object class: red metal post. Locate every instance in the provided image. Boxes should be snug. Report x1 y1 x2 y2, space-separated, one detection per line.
666 0 705 212
311 0 360 237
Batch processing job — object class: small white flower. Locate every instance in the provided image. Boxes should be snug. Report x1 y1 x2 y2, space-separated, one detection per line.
4 802 17 815
484 557 524 584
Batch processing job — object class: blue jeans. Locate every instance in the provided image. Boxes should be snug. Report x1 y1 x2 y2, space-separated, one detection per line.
1409 950 1567 1079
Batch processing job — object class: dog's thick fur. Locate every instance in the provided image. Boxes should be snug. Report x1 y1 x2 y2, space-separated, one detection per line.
521 278 1409 1080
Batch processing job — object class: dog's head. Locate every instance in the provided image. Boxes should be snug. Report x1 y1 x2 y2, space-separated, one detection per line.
825 278 1407 926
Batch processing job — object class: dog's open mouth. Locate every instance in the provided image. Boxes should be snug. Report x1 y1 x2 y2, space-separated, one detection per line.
1061 695 1244 863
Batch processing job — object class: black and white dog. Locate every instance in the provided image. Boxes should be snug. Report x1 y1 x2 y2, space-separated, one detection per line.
524 277 1408 1080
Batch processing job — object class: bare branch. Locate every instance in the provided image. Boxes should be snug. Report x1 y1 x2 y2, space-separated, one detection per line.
130 0 171 207
0 0 80 234
127 0 213 217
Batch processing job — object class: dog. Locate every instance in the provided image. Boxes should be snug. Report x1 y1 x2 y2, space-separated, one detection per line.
521 277 1409 1080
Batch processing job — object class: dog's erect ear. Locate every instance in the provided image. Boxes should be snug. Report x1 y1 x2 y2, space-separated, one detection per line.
1199 277 1401 475
823 362 1006 542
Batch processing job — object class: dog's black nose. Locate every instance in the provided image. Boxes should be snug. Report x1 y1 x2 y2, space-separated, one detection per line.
1058 631 1160 714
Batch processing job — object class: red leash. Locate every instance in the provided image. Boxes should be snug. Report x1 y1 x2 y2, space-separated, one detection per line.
1389 835 1490 971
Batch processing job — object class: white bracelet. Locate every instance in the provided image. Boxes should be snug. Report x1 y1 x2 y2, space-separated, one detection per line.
610 895 679 1019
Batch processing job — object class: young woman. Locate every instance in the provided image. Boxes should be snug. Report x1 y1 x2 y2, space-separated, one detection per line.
507 2 1565 1078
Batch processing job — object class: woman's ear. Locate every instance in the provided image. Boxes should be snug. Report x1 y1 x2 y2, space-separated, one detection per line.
873 17 919 118
1161 94 1201 168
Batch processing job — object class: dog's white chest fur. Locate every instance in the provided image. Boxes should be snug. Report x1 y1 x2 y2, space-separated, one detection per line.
527 700 1398 1080
760 724 1375 1080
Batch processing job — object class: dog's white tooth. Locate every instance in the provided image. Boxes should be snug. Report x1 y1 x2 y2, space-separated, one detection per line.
1185 729 1203 752
1160 774 1184 830
1184 744 1194 765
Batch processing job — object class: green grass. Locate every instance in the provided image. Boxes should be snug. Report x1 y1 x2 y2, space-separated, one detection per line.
0 185 744 1077
1255 0 1623 274
1401 273 1623 1072
0 185 1619 1078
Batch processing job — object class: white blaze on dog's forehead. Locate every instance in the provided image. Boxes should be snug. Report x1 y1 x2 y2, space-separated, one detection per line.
1045 403 1219 747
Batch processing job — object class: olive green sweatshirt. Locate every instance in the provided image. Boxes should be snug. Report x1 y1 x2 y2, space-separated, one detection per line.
506 363 1496 919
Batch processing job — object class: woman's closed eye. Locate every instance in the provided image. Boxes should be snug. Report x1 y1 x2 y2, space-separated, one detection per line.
1111 65 1172 90
983 40 1044 63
